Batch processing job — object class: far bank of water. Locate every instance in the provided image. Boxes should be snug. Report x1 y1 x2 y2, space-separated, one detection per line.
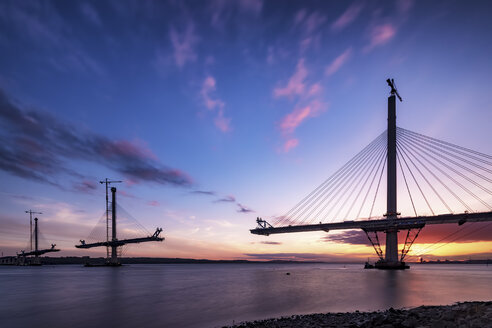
0 263 491 328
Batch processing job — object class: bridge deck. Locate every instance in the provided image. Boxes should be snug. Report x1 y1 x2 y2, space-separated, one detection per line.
19 248 60 257
75 236 164 249
250 211 492 235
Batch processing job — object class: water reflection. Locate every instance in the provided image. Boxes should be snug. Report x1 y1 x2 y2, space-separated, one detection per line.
1 264 491 328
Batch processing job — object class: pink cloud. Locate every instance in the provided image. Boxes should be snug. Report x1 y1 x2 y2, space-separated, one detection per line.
325 48 352 76
293 10 326 53
279 100 327 135
118 190 137 198
308 83 322 97
294 9 325 33
279 106 312 134
169 22 199 68
299 12 327 34
200 76 231 132
214 110 231 132
102 140 158 161
283 138 299 152
272 58 328 152
364 24 396 52
201 76 225 111
73 180 97 193
148 200 160 207
331 2 364 32
273 59 308 99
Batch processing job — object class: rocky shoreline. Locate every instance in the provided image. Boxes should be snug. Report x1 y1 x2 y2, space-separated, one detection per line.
226 302 492 328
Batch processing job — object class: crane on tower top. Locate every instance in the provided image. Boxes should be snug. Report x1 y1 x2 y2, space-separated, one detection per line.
386 78 402 102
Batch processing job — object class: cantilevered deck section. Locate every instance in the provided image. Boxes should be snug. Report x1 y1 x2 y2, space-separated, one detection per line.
251 211 492 235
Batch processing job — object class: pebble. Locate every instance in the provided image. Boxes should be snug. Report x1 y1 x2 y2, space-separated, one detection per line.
224 302 492 328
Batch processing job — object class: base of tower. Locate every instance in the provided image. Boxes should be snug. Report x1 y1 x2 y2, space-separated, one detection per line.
374 260 409 270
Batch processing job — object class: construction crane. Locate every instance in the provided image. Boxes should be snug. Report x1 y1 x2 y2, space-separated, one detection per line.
18 217 60 265
387 78 402 102
76 184 164 266
25 210 42 251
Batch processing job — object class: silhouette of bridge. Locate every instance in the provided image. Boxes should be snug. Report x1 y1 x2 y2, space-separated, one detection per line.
76 184 164 266
251 79 492 269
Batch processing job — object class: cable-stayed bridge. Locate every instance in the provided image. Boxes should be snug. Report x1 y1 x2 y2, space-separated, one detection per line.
251 79 492 269
76 183 164 266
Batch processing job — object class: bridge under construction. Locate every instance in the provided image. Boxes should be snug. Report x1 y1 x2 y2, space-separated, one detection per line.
251 79 492 269
0 213 60 266
76 181 164 266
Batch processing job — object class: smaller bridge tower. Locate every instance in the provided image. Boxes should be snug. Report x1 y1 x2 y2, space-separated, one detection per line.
76 183 164 266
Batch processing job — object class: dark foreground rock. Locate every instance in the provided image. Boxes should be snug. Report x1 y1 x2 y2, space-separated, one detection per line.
225 302 492 328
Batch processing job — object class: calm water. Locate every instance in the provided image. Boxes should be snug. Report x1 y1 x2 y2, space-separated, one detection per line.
1 263 491 328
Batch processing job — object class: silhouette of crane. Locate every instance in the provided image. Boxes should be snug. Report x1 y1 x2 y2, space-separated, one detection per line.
25 209 42 251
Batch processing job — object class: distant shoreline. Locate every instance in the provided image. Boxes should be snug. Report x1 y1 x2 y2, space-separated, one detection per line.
225 302 492 328
1 256 491 265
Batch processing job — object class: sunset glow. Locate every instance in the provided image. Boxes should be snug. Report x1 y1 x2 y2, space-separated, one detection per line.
1 0 491 262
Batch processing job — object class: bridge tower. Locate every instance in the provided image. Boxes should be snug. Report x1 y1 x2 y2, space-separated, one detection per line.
110 187 118 265
33 217 40 265
381 79 402 269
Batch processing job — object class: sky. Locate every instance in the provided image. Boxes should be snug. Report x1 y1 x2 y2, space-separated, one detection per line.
0 0 491 262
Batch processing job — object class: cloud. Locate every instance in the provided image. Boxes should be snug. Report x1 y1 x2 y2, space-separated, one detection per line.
147 200 160 207
169 21 199 68
321 230 371 245
260 241 282 245
200 76 231 132
215 195 236 203
201 76 224 110
0 89 192 188
282 138 299 153
364 23 397 52
237 203 254 213
73 180 98 193
0 2 105 76
273 58 328 153
279 100 326 135
293 10 326 53
325 48 352 76
331 2 364 32
214 113 231 133
273 59 308 99
279 106 311 135
294 10 326 34
191 190 216 196
320 222 492 246
415 222 492 244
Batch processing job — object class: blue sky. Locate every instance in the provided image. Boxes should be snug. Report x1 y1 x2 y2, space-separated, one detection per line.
0 0 491 261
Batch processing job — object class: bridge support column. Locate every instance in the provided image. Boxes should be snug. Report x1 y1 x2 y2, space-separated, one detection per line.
376 93 407 269
33 217 40 265
385 228 398 263
109 187 120 266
